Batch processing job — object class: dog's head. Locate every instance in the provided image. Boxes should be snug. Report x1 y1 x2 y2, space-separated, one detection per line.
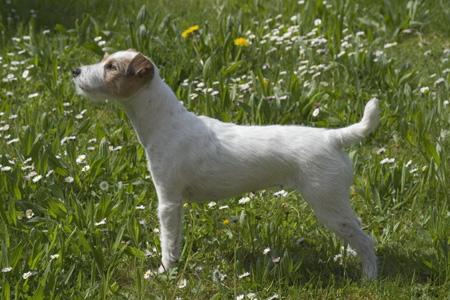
72 49 155 102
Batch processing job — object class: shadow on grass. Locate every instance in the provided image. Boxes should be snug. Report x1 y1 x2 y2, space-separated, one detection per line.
378 245 436 283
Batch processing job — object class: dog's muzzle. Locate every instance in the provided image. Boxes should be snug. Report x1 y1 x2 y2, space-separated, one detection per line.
72 68 81 78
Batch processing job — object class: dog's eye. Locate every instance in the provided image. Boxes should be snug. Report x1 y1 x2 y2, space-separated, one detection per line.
106 63 116 71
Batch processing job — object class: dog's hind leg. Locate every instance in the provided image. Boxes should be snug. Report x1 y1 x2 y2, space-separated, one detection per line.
298 184 378 280
157 201 184 271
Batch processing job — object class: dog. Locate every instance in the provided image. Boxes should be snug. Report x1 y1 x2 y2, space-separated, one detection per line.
73 49 379 280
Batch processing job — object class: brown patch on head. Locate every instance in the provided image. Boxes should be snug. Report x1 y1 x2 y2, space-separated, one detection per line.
103 53 154 98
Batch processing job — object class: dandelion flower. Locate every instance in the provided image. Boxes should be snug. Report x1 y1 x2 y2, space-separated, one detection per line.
144 270 152 279
178 278 188 288
65 176 74 183
1 267 12 273
234 38 249 47
182 25 199 39
223 219 229 225
99 181 109 190
26 209 34 219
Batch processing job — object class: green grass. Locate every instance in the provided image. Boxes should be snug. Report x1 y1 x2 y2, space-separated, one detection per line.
1 0 450 299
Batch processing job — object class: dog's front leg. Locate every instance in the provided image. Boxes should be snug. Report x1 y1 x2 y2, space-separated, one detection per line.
157 202 184 271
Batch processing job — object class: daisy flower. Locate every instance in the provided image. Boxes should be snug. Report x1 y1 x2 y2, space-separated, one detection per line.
208 201 216 208
99 181 109 190
22 271 33 280
273 190 288 197
312 108 320 117
32 175 42 182
26 209 34 219
50 254 59 260
1 267 12 273
263 247 271 255
178 278 188 288
94 218 106 226
420 87 429 94
238 197 250 204
238 271 250 278
81 165 90 172
65 176 74 183
144 270 152 279
76 155 86 164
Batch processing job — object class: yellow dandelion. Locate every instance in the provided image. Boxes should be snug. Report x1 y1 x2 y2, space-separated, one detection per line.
234 37 249 47
223 219 229 225
182 25 199 39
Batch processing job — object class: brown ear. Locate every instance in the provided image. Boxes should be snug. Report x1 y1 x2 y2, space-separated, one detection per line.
127 53 154 79
102 52 110 62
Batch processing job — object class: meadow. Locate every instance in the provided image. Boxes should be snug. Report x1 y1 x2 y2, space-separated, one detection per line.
1 0 450 298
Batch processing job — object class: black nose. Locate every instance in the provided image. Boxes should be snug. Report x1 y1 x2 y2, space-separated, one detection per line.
72 68 81 78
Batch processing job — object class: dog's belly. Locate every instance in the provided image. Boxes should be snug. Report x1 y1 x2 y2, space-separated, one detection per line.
180 160 295 203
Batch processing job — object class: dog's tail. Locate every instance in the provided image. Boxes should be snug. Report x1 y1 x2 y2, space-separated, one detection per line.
328 98 379 148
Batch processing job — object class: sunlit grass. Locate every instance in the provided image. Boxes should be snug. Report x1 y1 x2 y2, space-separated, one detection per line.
1 0 450 299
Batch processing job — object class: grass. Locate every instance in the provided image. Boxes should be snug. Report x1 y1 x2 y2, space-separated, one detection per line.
1 0 450 298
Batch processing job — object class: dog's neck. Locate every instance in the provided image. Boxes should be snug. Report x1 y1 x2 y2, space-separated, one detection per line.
120 76 189 148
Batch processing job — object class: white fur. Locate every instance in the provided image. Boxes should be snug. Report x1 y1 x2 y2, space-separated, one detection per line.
73 51 380 280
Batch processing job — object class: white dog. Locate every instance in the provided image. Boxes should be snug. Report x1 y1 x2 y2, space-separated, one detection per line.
73 49 379 280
